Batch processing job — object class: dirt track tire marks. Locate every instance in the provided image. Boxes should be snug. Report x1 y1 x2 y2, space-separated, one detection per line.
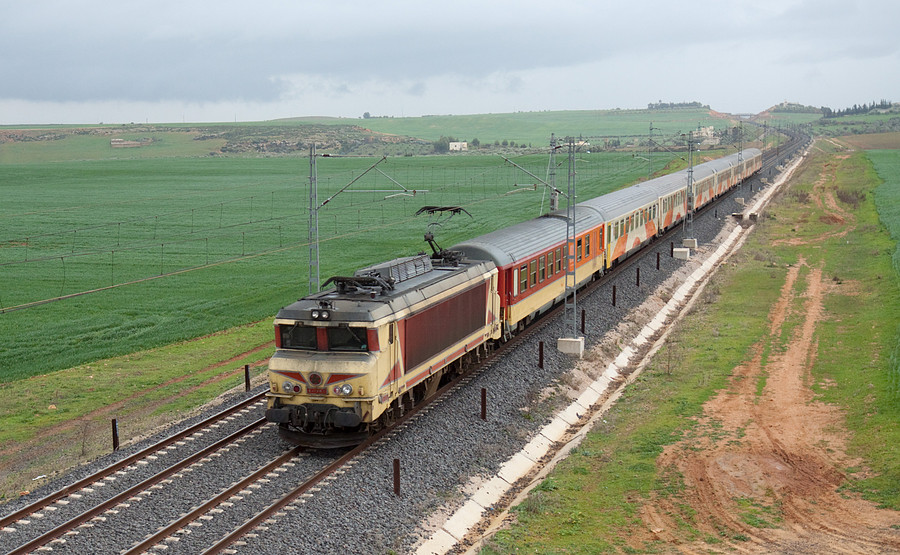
643 256 900 553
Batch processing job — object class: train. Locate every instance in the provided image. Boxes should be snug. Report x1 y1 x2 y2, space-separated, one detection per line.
264 147 763 447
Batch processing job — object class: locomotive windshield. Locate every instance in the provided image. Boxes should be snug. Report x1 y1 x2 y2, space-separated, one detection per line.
280 324 317 350
279 324 369 352
327 327 368 351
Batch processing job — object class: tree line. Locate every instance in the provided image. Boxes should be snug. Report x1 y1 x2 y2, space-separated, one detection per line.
821 100 893 118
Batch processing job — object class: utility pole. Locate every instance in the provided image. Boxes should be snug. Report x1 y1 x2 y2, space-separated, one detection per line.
549 133 559 211
648 123 661 178
308 144 320 295
306 153 408 296
558 137 584 357
682 131 697 249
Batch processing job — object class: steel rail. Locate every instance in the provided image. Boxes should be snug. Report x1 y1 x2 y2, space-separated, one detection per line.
122 444 306 554
6 418 269 555
0 390 267 530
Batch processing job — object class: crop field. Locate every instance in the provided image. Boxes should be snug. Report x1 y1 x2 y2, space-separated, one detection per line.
870 148 900 396
0 149 678 381
292 107 732 145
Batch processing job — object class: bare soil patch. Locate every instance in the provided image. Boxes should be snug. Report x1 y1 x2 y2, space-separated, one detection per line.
637 166 900 552
838 132 900 150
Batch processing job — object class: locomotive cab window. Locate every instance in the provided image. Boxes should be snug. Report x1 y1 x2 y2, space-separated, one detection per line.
327 326 368 352
280 324 317 350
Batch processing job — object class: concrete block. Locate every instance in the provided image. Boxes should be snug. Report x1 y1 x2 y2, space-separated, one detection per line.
539 417 569 443
498 452 536 484
522 432 553 461
575 386 601 409
557 336 584 357
471 476 511 509
416 529 458 555
558 404 583 426
673 247 690 260
442 499 484 541
682 238 698 249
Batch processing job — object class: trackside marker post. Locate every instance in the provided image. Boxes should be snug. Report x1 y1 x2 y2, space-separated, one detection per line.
112 418 119 452
393 458 401 496
538 341 544 369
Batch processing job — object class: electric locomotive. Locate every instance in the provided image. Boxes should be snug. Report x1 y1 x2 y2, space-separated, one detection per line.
265 248 501 447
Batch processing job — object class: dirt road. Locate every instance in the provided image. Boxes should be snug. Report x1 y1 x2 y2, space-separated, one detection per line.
639 156 900 553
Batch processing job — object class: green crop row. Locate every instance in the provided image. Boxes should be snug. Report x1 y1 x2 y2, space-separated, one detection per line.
0 152 671 381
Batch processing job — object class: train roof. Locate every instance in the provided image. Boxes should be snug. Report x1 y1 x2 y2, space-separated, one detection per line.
591 148 763 205
576 181 660 221
451 207 603 268
276 255 494 324
448 149 763 269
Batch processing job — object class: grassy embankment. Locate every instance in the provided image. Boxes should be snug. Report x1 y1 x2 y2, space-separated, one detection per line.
482 138 900 553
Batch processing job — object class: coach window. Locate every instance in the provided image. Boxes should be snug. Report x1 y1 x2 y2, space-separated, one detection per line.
539 256 546 281
585 233 591 257
555 248 563 273
529 260 537 287
520 264 528 292
576 238 583 262
547 251 554 277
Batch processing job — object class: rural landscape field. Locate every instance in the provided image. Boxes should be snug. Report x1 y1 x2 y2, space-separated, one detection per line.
1 107 899 553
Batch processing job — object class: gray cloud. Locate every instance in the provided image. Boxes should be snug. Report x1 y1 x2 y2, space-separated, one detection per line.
1 0 897 123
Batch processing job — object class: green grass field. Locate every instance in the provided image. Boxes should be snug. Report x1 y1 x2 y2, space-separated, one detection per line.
298 107 730 145
1 150 677 382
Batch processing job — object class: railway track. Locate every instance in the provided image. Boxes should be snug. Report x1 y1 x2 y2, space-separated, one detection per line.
205 138 808 553
0 135 809 555
0 392 271 554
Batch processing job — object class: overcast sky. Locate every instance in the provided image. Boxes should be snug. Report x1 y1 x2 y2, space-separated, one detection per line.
1 0 897 125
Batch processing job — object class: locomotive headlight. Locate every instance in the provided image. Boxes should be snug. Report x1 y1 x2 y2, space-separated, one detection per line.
283 380 298 393
310 309 331 320
335 384 353 396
